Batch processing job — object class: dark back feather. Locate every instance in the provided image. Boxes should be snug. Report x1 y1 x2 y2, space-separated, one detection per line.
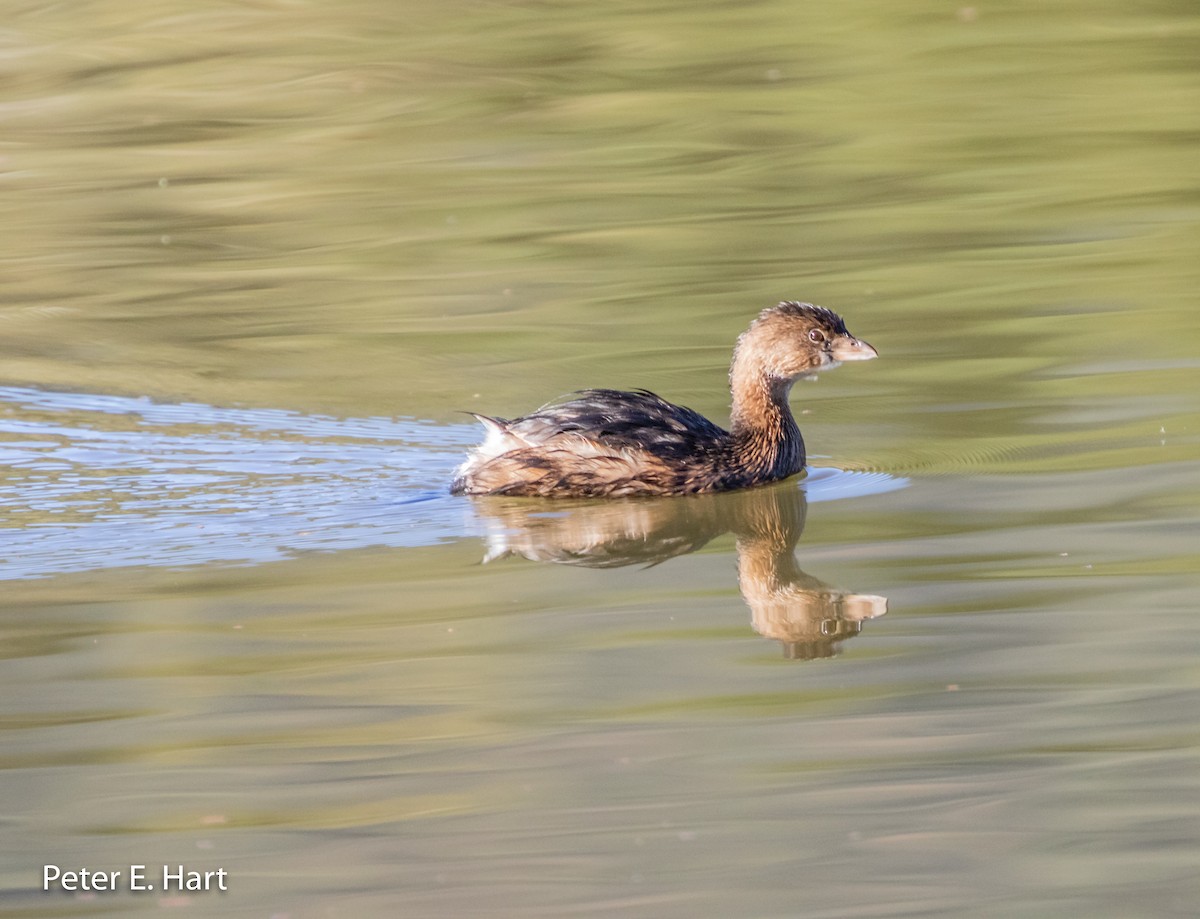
510 389 729 462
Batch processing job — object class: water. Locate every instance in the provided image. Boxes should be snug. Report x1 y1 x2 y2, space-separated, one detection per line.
2 1 1199 917
0 385 903 579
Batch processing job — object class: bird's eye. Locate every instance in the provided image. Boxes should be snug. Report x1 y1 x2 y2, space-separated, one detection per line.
808 329 826 344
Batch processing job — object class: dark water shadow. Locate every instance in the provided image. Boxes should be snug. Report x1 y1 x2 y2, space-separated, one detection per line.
466 482 888 660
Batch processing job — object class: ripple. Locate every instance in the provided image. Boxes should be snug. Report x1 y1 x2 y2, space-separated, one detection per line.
0 387 472 580
0 387 906 579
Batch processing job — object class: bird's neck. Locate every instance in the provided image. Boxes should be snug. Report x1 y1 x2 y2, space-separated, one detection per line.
728 370 805 478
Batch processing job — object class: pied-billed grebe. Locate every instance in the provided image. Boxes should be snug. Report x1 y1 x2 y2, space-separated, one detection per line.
450 301 877 497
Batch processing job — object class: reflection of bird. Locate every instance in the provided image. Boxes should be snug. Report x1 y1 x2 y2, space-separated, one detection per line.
731 489 886 660
469 483 886 660
451 302 877 497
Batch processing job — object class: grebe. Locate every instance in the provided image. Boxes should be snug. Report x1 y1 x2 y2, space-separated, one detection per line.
450 301 877 497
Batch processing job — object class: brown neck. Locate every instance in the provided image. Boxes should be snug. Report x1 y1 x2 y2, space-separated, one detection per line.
728 371 805 479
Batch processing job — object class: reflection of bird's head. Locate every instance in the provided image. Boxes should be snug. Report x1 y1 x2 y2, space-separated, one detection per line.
745 584 887 660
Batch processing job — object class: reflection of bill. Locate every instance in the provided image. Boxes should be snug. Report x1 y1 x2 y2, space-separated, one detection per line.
466 482 886 660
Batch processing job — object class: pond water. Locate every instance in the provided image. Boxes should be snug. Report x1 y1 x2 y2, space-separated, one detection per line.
2 1 1199 917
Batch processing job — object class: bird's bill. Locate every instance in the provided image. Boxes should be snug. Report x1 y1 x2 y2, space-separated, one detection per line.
830 336 878 361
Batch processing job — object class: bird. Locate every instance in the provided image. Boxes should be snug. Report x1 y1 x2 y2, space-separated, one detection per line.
450 301 877 498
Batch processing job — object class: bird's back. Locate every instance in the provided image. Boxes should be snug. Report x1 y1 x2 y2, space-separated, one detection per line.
451 389 731 497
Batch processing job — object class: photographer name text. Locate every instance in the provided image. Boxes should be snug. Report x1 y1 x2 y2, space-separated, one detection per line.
43 864 228 893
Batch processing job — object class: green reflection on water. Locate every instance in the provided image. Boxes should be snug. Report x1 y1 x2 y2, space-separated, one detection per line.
1 0 1199 917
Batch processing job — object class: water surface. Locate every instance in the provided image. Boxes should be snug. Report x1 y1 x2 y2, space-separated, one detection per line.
1 1 1199 917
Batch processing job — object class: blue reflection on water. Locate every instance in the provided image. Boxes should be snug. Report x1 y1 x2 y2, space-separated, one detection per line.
0 386 477 579
0 387 905 579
